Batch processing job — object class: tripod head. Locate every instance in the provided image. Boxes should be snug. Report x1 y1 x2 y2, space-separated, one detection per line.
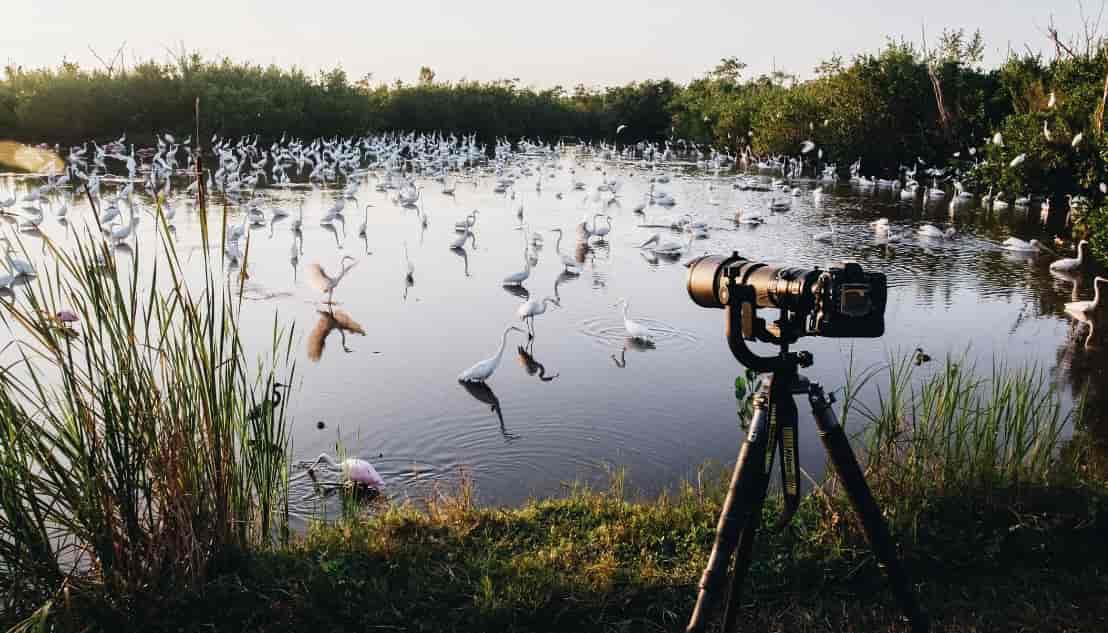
723 272 814 374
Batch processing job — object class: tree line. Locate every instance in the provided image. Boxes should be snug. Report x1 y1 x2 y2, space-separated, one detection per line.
2 29 1107 257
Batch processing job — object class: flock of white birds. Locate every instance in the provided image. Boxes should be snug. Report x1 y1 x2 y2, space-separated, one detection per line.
0 129 1104 489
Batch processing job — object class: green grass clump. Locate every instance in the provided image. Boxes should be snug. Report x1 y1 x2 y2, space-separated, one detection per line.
0 219 294 618
36 466 1108 633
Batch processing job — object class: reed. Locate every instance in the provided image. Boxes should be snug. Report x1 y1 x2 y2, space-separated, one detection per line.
0 213 294 617
843 351 1080 531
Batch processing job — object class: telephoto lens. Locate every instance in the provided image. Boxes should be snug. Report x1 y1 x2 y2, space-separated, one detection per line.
686 252 887 338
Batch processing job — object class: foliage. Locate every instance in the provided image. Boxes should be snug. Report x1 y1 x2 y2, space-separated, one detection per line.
0 212 295 616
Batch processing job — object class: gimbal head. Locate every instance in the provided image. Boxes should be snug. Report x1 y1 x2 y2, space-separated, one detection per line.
721 263 814 374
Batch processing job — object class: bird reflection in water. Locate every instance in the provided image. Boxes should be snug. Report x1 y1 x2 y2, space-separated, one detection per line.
290 232 302 282
450 242 471 277
517 339 559 382
553 269 577 304
320 216 344 248
611 336 656 368
459 380 520 441
502 283 530 300
307 307 366 362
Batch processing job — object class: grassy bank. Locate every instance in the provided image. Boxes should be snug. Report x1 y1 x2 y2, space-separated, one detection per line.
29 471 1108 633
10 351 1108 633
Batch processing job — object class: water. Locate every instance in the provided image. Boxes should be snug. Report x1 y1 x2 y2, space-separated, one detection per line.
1 154 1104 522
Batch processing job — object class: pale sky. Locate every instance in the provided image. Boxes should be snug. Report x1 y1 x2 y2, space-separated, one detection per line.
2 1 1090 88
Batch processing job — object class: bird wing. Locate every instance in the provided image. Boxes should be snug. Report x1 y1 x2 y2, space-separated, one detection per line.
331 309 366 335
305 262 332 294
307 311 336 361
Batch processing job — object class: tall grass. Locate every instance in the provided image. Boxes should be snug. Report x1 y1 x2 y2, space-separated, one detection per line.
842 351 1082 528
0 215 295 617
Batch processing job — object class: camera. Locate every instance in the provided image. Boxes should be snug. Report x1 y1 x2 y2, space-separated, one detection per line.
686 253 886 340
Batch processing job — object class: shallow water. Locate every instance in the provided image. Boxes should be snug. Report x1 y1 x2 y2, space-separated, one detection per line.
1 154 1103 523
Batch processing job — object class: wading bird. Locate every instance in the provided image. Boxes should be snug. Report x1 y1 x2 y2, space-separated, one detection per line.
517 296 558 337
1049 240 1088 274
1064 276 1106 320
614 298 652 343
458 326 526 383
307 255 357 303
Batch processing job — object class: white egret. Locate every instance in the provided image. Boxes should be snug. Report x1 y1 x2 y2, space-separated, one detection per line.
307 255 357 303
458 326 526 383
639 232 690 255
225 239 243 263
517 296 559 337
614 298 653 343
735 208 764 225
918 224 956 239
503 256 531 286
1064 277 1106 320
1049 240 1088 273
549 228 580 274
108 212 140 245
455 210 479 232
590 214 612 240
813 220 835 242
1002 237 1045 252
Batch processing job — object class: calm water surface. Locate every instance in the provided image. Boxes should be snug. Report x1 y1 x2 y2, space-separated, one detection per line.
1 154 1103 521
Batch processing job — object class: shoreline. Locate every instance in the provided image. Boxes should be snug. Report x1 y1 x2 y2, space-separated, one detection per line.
24 469 1108 633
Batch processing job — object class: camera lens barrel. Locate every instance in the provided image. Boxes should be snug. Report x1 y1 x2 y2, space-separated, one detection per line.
686 254 733 308
686 252 887 339
686 253 814 312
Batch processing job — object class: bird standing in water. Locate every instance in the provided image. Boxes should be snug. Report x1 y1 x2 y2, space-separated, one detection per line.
458 326 526 383
307 256 357 303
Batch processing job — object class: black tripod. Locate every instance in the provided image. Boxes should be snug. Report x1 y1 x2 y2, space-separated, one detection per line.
685 286 928 633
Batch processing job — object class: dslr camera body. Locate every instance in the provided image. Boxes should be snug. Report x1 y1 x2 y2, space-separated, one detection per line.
686 253 886 343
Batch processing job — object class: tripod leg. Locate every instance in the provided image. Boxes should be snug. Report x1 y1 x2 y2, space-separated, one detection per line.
808 384 930 633
720 370 794 633
720 474 766 633
686 387 773 633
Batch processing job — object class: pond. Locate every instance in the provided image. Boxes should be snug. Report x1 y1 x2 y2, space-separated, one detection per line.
1 147 1103 524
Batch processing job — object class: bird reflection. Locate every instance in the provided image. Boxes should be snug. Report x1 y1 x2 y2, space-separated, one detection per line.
269 214 286 238
553 269 577 304
450 244 471 277
517 339 559 382
574 240 590 266
321 217 345 248
307 307 366 362
611 337 656 368
459 381 520 441
502 284 530 300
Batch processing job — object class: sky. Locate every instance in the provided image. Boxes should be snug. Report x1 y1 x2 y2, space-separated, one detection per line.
2 1 1092 88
